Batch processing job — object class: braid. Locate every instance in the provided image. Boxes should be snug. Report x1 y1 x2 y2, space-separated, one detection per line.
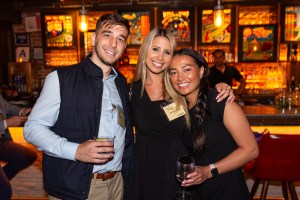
192 76 209 154
170 48 210 154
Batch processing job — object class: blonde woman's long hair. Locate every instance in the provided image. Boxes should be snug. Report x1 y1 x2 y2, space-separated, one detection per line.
164 67 191 128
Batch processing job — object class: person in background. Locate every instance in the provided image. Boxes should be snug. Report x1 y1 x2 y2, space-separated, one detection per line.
0 94 36 200
24 14 134 200
166 48 259 200
208 49 246 101
127 27 235 200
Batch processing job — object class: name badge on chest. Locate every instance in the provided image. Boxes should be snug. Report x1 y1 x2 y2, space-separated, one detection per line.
161 102 186 121
117 105 125 129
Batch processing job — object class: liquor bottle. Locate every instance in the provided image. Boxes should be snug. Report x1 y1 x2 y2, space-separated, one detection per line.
291 76 296 91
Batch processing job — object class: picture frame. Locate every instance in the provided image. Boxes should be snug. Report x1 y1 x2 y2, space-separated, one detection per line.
16 46 30 62
14 33 30 46
25 15 41 32
281 5 300 42
42 12 77 48
238 25 277 62
157 8 194 47
120 10 154 46
33 47 44 60
201 9 232 44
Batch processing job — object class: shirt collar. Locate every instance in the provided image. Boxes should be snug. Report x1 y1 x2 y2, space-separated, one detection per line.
107 67 118 80
84 55 118 80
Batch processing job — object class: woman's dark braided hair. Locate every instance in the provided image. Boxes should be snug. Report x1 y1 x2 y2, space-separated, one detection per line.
173 48 210 154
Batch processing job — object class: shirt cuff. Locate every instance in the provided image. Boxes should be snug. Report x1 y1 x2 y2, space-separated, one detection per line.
61 142 80 161
19 108 25 116
4 120 7 130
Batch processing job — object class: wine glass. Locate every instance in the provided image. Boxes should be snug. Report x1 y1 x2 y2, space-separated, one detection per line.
175 155 195 200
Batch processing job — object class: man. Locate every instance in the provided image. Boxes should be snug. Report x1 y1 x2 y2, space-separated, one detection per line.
24 14 134 200
0 94 36 200
208 49 246 101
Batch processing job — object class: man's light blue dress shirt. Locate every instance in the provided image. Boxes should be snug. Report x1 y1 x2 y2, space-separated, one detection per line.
24 68 125 173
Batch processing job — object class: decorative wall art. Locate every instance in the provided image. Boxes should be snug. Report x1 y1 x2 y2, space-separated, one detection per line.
239 25 277 61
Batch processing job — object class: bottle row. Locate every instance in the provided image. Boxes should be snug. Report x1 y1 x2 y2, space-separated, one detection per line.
233 63 287 94
275 88 300 107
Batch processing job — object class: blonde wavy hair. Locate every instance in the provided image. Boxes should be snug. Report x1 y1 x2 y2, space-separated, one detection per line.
164 68 190 128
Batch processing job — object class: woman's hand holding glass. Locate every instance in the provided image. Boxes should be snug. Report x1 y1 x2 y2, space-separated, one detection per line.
181 166 210 187
175 155 195 200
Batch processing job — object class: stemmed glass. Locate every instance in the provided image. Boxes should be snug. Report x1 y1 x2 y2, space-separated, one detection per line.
175 155 195 200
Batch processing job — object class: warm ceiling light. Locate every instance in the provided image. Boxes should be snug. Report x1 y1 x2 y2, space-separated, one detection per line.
214 0 224 27
79 5 88 32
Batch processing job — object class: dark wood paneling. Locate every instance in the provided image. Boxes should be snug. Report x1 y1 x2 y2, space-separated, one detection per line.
11 0 300 11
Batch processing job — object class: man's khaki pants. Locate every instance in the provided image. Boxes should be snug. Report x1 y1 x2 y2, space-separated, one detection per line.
48 172 123 200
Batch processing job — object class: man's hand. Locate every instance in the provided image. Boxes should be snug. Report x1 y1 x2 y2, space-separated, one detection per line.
75 140 114 164
6 116 28 127
215 83 235 104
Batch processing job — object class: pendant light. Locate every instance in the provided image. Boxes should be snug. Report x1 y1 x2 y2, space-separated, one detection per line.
214 0 224 28
79 0 88 32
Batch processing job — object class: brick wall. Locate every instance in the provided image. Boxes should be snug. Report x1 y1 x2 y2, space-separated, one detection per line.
12 12 52 92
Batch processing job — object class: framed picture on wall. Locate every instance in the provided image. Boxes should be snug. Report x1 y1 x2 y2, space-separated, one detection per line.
238 25 277 62
42 12 77 48
33 47 44 60
157 8 194 47
120 10 154 45
282 5 300 42
14 33 30 46
201 9 232 44
16 46 30 62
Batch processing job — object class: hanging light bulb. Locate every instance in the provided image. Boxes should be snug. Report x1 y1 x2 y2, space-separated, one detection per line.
79 5 88 32
214 0 224 28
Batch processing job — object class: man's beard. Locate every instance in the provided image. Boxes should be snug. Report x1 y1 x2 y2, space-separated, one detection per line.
94 42 119 67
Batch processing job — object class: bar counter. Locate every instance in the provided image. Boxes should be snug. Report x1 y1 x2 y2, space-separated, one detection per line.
241 105 300 135
242 105 300 126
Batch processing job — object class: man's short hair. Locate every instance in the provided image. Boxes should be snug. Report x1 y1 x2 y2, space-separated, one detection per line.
212 49 225 57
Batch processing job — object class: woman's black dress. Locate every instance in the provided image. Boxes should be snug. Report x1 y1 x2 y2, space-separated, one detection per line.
187 89 250 200
131 81 188 200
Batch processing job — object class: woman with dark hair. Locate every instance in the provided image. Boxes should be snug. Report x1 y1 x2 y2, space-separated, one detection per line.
165 48 259 200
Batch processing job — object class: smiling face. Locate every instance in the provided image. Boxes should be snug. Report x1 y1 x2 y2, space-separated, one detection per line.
145 36 172 75
91 24 128 69
169 54 204 104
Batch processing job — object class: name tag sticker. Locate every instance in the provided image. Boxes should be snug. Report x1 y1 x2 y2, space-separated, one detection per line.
117 105 125 129
161 102 186 121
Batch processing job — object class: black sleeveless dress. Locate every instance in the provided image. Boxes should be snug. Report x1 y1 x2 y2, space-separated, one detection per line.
131 80 188 200
187 89 250 200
